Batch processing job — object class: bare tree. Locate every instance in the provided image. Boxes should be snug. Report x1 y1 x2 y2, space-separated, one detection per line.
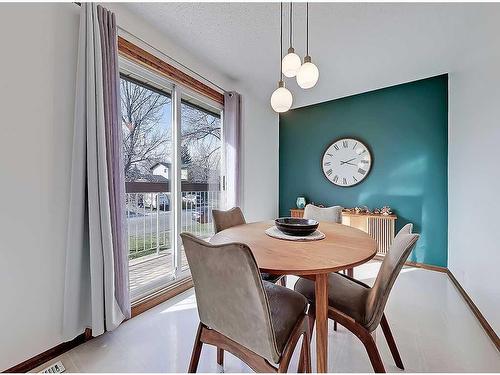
181 104 221 183
121 79 170 181
120 80 221 183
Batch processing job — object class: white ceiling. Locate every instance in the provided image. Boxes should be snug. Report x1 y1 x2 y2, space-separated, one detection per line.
123 2 499 108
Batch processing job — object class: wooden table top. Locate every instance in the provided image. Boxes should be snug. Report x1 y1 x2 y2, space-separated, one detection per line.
209 220 378 275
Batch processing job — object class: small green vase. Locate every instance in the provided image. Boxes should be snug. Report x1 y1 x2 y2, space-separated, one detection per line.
296 197 306 209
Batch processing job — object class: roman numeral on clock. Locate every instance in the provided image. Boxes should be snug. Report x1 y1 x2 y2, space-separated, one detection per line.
342 140 348 148
324 161 331 166
326 169 333 176
333 175 339 183
358 168 366 175
333 144 339 151
353 176 358 182
342 177 347 185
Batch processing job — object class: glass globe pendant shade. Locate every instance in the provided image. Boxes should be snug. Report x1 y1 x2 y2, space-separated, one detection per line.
270 81 293 113
281 47 302 78
296 56 319 89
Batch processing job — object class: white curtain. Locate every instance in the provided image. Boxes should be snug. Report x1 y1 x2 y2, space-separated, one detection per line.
223 92 242 208
63 3 128 340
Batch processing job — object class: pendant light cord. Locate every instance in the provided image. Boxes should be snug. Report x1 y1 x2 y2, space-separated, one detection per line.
280 2 283 81
306 2 309 56
289 2 293 48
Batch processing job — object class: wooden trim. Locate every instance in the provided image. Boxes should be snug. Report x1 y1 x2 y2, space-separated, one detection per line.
446 270 500 352
131 277 193 317
403 260 448 273
372 256 449 273
118 36 224 105
3 330 91 373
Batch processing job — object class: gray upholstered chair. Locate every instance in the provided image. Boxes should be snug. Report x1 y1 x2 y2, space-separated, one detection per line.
181 233 311 373
212 207 286 286
303 204 343 224
294 224 419 373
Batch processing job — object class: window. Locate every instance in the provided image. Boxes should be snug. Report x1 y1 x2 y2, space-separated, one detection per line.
119 54 224 302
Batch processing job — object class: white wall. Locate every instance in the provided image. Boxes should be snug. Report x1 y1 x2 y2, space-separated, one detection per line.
0 3 277 370
448 9 500 336
0 4 79 371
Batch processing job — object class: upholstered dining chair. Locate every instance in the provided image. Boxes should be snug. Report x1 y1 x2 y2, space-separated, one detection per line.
303 204 343 224
181 233 311 373
212 207 286 287
294 224 419 373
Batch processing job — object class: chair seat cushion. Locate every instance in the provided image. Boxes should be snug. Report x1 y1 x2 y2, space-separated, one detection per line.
263 281 308 355
261 272 283 283
294 273 370 327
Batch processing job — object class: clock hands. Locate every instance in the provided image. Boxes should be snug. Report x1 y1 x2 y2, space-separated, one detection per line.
340 157 357 166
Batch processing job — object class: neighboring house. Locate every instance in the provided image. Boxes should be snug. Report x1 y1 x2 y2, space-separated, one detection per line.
150 162 188 181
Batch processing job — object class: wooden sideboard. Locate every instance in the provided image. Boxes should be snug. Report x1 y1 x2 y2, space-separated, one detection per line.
289 208 397 256
290 208 305 218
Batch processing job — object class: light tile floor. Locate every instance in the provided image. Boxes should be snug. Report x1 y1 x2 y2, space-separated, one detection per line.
33 262 500 373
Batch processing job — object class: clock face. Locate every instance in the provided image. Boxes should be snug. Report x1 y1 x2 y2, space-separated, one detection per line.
321 138 372 187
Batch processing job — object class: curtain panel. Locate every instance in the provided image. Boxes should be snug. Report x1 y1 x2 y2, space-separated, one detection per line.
63 3 130 340
223 92 242 209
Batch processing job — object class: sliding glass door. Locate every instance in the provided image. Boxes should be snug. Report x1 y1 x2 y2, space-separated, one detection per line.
179 93 223 271
119 57 224 301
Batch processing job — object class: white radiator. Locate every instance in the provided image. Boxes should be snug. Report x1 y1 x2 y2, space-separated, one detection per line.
367 217 395 256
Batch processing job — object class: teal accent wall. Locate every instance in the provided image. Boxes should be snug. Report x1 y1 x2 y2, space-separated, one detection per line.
279 75 448 267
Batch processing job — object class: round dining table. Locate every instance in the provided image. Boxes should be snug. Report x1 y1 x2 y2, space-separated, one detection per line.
210 220 378 373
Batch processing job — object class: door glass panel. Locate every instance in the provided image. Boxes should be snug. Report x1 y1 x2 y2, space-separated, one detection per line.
180 95 223 270
120 75 174 299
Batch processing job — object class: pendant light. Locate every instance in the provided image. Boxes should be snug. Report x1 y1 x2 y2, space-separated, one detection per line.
296 2 319 89
271 3 293 113
281 3 301 78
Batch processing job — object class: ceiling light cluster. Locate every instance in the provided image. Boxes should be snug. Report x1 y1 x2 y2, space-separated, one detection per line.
271 2 319 113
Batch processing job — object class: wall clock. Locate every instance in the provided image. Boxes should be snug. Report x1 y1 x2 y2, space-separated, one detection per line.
321 138 372 187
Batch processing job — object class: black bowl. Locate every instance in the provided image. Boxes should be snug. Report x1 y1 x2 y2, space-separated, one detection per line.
275 217 319 236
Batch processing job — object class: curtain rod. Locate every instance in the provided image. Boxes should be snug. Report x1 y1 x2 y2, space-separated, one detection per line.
73 2 227 94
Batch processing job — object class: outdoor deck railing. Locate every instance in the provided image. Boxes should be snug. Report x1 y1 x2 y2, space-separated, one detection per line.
126 183 221 261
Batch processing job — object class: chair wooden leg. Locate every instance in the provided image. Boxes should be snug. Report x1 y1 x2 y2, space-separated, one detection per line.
217 347 224 367
346 268 354 278
329 308 385 373
361 330 386 373
380 314 404 370
333 320 337 331
298 329 312 373
298 313 313 373
279 316 309 373
200 326 277 373
308 306 316 337
189 323 204 373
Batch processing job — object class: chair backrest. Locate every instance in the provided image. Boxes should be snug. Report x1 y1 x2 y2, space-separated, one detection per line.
364 223 419 331
212 207 246 233
180 232 280 364
303 204 343 223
